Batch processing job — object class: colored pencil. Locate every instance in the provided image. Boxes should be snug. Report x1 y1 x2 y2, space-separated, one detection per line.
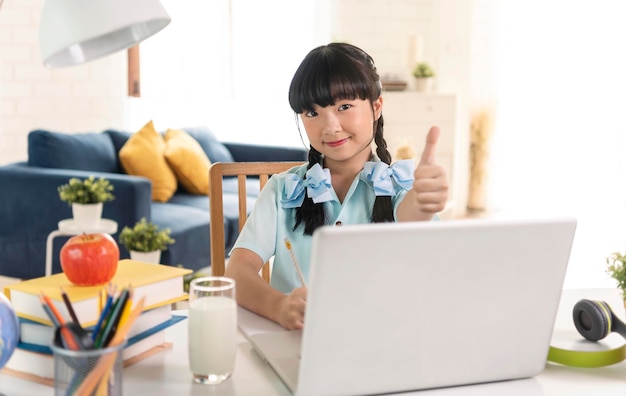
40 292 66 324
75 297 146 395
284 238 307 287
95 288 129 348
39 295 61 327
60 286 80 324
117 287 134 330
40 292 80 351
91 284 115 342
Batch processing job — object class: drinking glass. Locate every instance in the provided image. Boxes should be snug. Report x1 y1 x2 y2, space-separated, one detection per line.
188 276 237 384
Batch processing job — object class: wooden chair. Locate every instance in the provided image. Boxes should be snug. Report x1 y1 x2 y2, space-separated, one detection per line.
209 161 305 282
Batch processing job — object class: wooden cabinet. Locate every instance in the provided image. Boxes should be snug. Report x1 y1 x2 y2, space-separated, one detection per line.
381 92 461 219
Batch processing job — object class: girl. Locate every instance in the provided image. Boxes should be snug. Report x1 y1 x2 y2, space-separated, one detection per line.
225 43 448 329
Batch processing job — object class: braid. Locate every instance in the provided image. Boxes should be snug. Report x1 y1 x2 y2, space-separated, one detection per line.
374 115 391 164
371 115 395 223
294 146 327 235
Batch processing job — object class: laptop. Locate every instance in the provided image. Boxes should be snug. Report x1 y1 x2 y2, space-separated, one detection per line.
246 217 577 396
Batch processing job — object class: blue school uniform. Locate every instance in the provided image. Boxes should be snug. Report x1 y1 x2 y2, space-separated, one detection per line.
232 160 415 293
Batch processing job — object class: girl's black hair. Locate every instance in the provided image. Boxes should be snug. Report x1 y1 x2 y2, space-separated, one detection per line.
288 42 394 235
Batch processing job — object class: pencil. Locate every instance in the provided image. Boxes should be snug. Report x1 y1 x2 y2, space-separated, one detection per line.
92 284 115 342
40 292 65 325
40 293 81 351
95 287 129 348
39 295 61 327
117 286 134 330
103 287 131 347
75 296 146 395
60 286 80 324
284 238 306 287
98 287 105 316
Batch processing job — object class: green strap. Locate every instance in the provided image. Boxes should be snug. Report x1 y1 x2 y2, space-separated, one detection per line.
547 345 626 368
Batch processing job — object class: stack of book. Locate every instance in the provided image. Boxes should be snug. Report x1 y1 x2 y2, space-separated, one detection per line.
1 259 192 385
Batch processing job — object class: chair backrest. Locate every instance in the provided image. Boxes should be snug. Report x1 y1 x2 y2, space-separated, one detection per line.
209 161 305 282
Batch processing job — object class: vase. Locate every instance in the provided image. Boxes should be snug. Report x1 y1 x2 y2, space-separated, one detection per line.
71 202 103 229
467 105 495 214
130 250 161 264
414 77 434 92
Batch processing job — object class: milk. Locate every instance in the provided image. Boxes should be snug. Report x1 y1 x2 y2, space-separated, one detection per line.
188 296 237 376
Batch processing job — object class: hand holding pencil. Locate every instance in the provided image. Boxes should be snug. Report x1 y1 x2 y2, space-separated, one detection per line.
274 238 307 330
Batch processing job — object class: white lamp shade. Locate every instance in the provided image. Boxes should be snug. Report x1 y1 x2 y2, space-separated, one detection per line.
40 0 171 68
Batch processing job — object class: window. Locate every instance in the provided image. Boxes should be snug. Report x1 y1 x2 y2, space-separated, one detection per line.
135 0 330 148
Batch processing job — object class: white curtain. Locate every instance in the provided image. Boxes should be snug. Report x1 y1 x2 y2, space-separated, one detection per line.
489 1 626 288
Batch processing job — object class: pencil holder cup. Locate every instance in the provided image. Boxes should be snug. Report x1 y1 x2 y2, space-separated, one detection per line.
51 342 125 396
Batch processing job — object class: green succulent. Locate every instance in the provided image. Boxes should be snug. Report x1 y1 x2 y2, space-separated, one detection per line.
412 62 435 78
606 251 626 298
119 217 175 252
58 176 115 204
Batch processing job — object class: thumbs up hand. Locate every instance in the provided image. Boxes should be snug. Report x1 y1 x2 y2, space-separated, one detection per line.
397 126 449 221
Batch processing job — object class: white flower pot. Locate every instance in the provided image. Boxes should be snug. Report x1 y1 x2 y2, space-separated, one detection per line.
414 77 434 92
71 202 103 229
130 250 161 264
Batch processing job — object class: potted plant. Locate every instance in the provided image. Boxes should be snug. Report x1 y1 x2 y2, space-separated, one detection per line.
606 251 626 309
58 176 115 228
119 217 175 264
412 62 435 92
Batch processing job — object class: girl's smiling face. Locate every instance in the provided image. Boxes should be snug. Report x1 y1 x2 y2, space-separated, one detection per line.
300 96 382 165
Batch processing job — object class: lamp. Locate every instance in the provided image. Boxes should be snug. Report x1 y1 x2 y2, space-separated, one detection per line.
39 0 171 68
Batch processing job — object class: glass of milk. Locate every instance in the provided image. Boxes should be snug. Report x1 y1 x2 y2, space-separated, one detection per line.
188 276 237 384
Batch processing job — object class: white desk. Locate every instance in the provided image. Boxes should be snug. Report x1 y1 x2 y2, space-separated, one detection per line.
1 288 625 395
44 218 118 276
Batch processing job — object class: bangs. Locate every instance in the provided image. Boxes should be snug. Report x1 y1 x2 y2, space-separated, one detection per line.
289 46 378 113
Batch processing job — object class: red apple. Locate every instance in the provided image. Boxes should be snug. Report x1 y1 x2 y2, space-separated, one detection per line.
60 233 119 286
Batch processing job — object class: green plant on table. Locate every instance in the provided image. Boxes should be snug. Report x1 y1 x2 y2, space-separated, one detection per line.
412 62 435 78
58 176 115 204
606 251 626 299
119 217 175 252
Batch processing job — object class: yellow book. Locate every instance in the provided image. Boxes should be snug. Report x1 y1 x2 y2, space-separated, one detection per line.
3 259 192 327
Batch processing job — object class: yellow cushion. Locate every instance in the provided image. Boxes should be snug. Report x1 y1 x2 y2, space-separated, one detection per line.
164 129 212 195
119 120 177 202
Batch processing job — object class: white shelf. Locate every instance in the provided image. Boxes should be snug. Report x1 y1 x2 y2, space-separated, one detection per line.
57 218 118 234
382 92 461 218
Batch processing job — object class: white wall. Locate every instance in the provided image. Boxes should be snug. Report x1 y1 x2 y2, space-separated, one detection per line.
0 0 468 162
0 0 129 165
332 0 436 90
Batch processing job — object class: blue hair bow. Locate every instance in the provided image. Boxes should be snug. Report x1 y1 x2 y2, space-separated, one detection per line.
363 160 415 196
281 164 333 208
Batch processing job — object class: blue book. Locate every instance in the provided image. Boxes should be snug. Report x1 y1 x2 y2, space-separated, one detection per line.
17 314 186 355
5 314 186 382
17 304 178 349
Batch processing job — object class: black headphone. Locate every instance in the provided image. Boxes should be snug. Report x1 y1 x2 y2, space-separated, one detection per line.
572 299 626 341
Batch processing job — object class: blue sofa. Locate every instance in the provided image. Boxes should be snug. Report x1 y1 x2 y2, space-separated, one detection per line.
0 127 307 280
